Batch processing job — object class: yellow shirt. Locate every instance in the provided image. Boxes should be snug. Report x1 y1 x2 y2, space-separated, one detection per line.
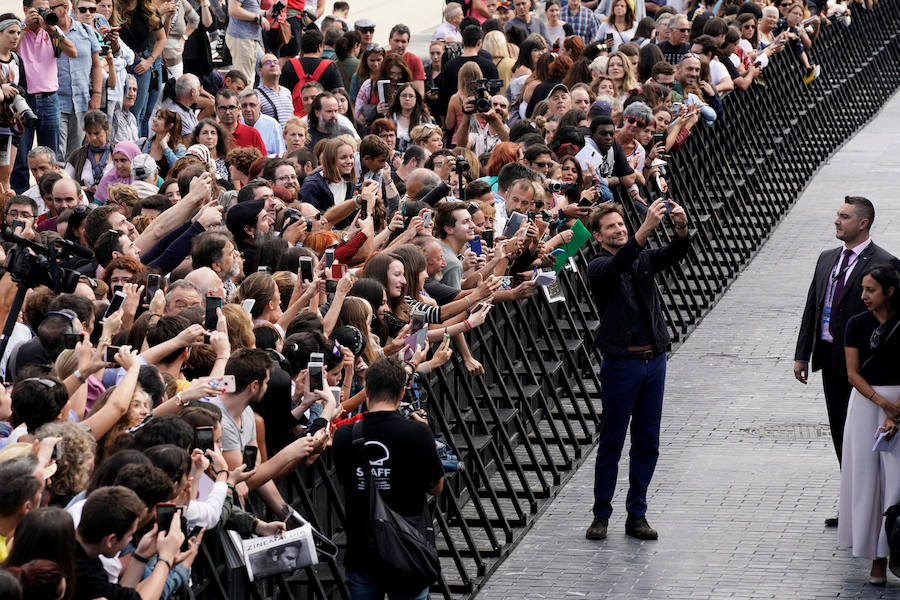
0 533 9 563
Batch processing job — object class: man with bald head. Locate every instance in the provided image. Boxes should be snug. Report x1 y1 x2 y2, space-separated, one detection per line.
36 177 83 233
404 168 442 201
185 267 226 300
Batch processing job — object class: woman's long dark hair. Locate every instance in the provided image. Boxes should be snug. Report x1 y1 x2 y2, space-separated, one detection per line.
637 43 665 82
5 508 75 600
512 39 545 73
864 264 900 312
389 83 431 127
190 119 231 159
348 277 389 343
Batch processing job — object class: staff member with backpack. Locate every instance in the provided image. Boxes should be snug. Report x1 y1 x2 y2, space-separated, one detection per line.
279 28 346 117
332 356 445 599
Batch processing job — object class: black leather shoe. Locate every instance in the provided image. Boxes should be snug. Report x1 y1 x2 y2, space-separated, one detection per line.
625 515 658 540
585 517 608 540
825 516 839 527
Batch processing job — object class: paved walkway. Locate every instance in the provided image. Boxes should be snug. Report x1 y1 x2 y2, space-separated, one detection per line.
476 92 900 599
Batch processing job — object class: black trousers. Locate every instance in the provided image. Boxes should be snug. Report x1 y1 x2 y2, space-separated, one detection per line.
820 344 852 464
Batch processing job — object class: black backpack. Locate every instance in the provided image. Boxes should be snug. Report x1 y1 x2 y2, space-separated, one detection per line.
351 420 440 594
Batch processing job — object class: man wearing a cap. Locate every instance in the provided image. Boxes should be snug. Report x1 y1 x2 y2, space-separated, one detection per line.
131 154 160 199
547 83 572 117
354 18 376 51
433 4 464 43
495 1 514 26
561 0 601 44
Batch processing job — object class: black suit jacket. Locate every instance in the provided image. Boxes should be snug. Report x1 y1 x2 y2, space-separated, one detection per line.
795 241 898 374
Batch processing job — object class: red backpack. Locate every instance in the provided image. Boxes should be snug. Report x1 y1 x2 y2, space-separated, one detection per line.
289 58 334 117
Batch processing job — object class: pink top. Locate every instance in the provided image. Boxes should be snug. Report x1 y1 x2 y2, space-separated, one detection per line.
17 28 59 94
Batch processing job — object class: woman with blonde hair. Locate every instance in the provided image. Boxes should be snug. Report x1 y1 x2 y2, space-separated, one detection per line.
337 296 379 367
222 303 255 350
297 137 357 217
409 124 444 155
282 117 308 152
604 51 640 102
445 62 484 144
482 30 515 93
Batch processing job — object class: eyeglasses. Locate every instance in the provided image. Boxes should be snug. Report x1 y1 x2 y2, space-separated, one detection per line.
742 23 757 29
534 161 553 168
654 79 674 88
77 6 96 13
626 116 647 128
217 105 239 111
6 209 33 219
262 59 279 66
275 173 298 182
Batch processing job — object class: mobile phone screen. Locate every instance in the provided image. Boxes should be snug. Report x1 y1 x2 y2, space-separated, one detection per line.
104 345 121 363
194 427 214 452
105 291 126 318
308 362 324 392
299 257 313 282
242 445 258 469
156 503 177 532
145 274 161 305
324 249 335 267
205 296 222 330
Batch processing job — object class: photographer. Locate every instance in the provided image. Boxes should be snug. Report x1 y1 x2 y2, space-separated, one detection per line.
0 17 28 193
11 0 77 192
455 80 510 156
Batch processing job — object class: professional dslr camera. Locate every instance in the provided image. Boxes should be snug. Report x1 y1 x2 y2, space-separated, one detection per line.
36 6 59 26
472 78 503 113
6 94 39 129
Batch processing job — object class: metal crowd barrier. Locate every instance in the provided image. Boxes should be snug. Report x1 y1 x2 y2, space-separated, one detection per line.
188 4 900 597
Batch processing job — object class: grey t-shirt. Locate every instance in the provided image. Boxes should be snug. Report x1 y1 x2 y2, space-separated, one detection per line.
209 398 256 452
438 240 463 291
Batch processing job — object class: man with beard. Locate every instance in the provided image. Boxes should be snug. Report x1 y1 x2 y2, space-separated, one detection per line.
211 347 327 515
584 200 690 543
225 198 273 276
455 94 510 156
215 89 267 154
191 231 244 295
306 92 356 149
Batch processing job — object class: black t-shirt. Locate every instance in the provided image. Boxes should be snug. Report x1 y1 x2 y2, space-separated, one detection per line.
437 55 500 122
74 543 141 600
331 411 444 571
845 311 900 385
120 10 157 55
424 279 459 305
657 40 690 65
279 58 345 95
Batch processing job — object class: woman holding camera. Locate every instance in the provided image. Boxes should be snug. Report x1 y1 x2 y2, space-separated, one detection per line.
0 16 25 192
839 264 900 585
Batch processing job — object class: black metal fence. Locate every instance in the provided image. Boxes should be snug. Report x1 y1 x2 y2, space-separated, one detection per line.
189 4 900 598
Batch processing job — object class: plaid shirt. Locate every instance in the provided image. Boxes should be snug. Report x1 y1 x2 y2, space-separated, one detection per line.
561 5 601 43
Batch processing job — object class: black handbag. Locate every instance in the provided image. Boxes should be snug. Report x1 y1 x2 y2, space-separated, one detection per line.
886 503 900 553
351 420 440 594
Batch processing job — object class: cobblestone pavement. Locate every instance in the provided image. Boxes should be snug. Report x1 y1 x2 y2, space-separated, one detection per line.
476 92 900 600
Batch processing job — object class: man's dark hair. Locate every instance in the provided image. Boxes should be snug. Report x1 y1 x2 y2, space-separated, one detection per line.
652 61 676 78
145 315 192 364
403 145 426 166
702 16 728 37
359 134 391 160
590 115 615 133
389 23 411 39
113 463 175 508
22 287 56 331
4 195 38 218
237 180 271 204
191 230 233 269
301 29 324 54
94 230 125 267
497 162 538 193
38 171 64 198
0 456 41 517
364 356 408 404
177 165 206 197
225 348 273 394
261 158 290 183
588 202 626 231
461 24 483 47
285 148 317 170
132 415 195 452
223 70 248 86
216 88 239 106
333 0 349 10
35 312 74 361
433 201 468 240
48 294 93 330
845 196 875 229
281 331 326 378
691 34 719 55
133 194 172 218
77 486 146 544
508 120 538 143
83 205 126 247
466 179 492 199
308 92 336 131
144 444 191 486
137 365 167 406
523 144 552 162
323 27 343 47
517 133 545 149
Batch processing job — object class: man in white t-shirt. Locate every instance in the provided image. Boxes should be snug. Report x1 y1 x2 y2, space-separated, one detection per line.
691 35 733 95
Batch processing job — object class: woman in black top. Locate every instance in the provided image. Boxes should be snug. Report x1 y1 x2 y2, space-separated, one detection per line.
838 263 900 585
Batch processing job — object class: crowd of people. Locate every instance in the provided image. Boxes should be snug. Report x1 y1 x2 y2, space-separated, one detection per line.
0 0 873 596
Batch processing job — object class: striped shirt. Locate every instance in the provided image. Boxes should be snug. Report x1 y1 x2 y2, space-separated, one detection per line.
256 84 294 127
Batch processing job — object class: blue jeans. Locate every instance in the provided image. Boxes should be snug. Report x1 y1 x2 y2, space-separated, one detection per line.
592 353 666 519
10 92 61 193
130 56 163 139
345 571 429 600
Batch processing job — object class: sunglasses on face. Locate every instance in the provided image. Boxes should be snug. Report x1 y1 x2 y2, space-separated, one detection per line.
626 116 647 128
77 6 96 12
677 27 691 32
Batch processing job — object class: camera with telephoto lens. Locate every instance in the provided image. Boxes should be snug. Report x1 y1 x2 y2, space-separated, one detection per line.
546 180 575 193
36 6 59 26
472 78 503 113
8 94 39 129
